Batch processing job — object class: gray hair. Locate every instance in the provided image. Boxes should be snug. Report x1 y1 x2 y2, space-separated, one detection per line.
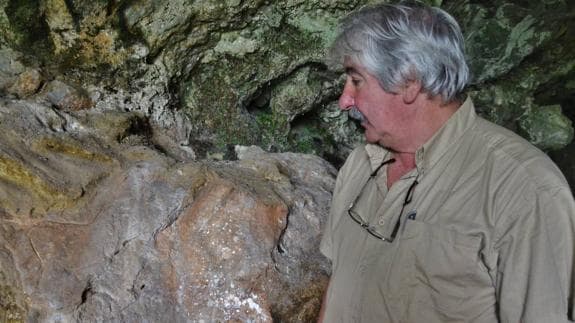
330 1 470 102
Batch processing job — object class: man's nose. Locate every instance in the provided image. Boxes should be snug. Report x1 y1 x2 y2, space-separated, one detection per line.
338 84 355 110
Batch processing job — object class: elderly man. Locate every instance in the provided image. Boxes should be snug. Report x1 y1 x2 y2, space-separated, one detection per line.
319 2 575 322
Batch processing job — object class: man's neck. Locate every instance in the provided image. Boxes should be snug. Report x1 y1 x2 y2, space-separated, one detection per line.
385 96 462 188
387 151 416 188
391 95 461 154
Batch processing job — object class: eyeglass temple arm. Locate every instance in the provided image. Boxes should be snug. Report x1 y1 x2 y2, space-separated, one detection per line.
390 179 419 239
370 158 396 177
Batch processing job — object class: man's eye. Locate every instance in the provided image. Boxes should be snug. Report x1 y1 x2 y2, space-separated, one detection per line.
351 79 361 86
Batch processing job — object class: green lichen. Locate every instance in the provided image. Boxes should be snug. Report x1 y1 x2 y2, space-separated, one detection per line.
0 293 25 322
0 155 72 215
183 63 258 150
453 0 568 82
4 0 52 57
270 67 323 119
0 0 13 46
254 110 289 151
478 14 550 82
0 273 25 323
518 105 574 151
34 138 114 163
289 124 327 155
471 82 528 127
458 0 575 151
213 32 259 57
182 16 328 154
287 10 340 47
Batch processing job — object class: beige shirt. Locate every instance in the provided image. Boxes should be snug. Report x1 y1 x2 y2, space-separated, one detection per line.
320 98 575 323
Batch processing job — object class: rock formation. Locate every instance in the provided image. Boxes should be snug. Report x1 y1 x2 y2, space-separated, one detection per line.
0 98 335 321
1 0 572 165
0 0 573 321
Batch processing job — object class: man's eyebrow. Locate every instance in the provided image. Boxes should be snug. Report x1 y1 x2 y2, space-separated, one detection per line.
345 67 360 75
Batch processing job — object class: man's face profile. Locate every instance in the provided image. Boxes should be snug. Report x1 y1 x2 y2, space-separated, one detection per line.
338 57 415 150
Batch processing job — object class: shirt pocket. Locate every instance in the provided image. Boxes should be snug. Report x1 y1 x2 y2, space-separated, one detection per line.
398 220 493 318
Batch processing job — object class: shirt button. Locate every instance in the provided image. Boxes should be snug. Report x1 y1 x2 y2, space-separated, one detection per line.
378 218 385 226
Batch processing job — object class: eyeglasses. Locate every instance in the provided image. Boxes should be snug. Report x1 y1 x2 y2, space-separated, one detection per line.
347 158 418 242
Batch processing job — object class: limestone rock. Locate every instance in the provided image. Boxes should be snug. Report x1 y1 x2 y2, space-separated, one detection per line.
41 80 93 111
43 0 77 54
2 0 572 167
0 0 573 320
0 99 333 322
518 104 574 151
0 48 25 93
450 0 575 152
235 145 335 321
8 69 42 98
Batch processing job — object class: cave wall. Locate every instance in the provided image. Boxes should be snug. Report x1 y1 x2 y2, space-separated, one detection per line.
1 0 573 165
0 0 574 321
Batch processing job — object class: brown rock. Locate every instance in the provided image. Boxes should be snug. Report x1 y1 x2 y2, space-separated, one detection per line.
0 99 333 322
155 169 288 322
8 69 43 98
42 80 93 111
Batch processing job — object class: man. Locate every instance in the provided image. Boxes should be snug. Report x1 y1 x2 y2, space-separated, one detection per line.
319 1 575 322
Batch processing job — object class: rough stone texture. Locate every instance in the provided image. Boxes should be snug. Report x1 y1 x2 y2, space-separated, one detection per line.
0 0 574 320
0 99 333 322
7 68 42 98
1 0 572 167
0 48 25 94
41 80 93 111
449 0 575 151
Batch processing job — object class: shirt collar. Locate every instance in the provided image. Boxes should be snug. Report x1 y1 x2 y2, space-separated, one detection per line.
364 97 477 175
365 143 391 173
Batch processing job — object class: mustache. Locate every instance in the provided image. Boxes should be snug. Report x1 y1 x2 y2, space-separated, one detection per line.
348 106 366 123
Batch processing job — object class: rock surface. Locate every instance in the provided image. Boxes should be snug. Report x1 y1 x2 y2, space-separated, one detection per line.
0 99 334 322
1 0 572 166
0 0 574 321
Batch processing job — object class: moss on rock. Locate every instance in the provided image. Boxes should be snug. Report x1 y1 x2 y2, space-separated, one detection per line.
0 283 25 323
1 0 573 165
0 155 73 216
518 104 574 151
450 0 574 152
182 8 330 152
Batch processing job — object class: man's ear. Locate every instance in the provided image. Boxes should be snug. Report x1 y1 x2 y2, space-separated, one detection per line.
402 80 421 105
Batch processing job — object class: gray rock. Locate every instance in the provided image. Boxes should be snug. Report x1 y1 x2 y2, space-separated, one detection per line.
0 100 332 322
42 80 93 111
0 47 25 93
7 68 42 98
3 0 572 165
0 0 574 320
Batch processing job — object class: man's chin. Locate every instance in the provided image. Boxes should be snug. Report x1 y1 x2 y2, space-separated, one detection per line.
364 132 389 148
364 134 379 144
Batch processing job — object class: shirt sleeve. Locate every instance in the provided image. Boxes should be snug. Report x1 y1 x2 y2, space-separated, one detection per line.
494 185 575 323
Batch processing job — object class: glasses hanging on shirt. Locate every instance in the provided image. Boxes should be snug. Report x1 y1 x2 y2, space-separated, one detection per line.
347 158 418 242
